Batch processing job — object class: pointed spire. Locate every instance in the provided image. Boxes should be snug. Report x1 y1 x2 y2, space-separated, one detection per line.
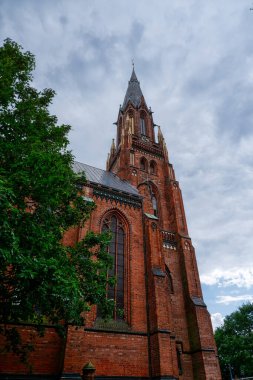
129 66 138 83
122 67 144 111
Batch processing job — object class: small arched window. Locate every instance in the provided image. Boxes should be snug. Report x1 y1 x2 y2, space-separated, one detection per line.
140 157 147 171
152 194 158 217
102 215 125 320
140 118 146 135
150 160 157 175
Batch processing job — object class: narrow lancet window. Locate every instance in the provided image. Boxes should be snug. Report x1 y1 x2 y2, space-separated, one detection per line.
130 151 135 166
140 118 146 135
176 346 183 375
140 157 147 171
102 215 125 320
152 194 158 217
150 160 157 175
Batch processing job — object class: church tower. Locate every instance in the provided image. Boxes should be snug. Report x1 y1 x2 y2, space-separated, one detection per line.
104 68 221 379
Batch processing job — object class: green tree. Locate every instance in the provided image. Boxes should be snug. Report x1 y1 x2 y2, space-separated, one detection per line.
0 39 113 357
215 303 253 379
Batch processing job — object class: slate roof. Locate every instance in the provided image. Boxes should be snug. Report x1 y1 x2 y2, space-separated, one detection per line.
122 68 144 110
73 161 140 197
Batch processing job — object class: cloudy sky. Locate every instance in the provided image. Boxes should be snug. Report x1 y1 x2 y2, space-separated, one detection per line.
1 0 253 329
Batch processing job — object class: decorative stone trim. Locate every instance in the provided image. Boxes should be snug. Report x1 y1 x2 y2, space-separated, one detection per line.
163 242 177 250
93 187 141 209
161 230 177 250
184 241 191 251
132 139 164 157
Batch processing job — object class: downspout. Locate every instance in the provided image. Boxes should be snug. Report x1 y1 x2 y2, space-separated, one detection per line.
59 324 69 379
142 209 152 379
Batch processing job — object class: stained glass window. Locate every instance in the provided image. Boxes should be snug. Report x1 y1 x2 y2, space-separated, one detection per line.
102 215 125 320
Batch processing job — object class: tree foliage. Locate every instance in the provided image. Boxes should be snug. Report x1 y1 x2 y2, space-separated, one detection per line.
215 303 253 379
0 39 113 340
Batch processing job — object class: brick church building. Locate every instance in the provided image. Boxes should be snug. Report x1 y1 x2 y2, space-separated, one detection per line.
0 69 221 379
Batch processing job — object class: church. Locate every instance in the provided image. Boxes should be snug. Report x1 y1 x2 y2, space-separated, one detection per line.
0 69 221 379
62 68 221 379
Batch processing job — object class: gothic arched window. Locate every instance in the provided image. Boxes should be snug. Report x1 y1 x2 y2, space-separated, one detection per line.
140 157 148 171
152 194 158 217
102 215 125 320
140 117 146 135
150 160 157 175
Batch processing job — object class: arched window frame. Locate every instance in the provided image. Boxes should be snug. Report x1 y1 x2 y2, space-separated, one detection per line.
150 160 157 175
140 118 146 135
149 182 162 221
139 111 147 136
100 213 128 321
140 157 148 171
151 193 158 217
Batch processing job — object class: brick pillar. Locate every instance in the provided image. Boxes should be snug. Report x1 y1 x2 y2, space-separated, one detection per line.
144 215 177 379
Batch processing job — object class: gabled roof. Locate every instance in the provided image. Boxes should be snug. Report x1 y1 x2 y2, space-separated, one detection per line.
73 161 140 197
122 68 144 111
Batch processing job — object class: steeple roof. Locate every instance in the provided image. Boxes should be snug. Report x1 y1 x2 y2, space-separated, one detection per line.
122 68 144 110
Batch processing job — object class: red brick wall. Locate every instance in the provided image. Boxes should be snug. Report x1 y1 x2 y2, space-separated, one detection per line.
0 325 63 375
62 328 149 377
